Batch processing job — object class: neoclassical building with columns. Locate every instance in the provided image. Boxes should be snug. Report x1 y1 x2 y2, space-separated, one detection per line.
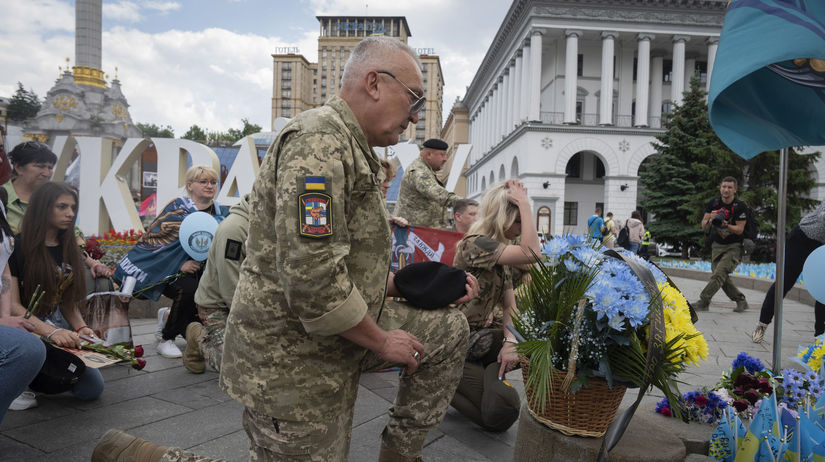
463 0 740 235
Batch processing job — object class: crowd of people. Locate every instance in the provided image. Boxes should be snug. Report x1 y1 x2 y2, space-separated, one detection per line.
1 34 821 462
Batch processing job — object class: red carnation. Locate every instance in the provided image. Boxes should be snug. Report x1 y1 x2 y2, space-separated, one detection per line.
744 388 761 405
695 395 708 406
133 358 146 370
732 399 749 412
661 407 672 417
133 345 144 358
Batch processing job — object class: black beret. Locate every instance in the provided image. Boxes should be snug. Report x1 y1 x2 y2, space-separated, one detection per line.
422 138 448 150
394 261 466 310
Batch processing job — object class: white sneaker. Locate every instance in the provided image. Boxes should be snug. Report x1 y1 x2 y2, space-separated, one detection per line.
156 307 170 341
157 340 182 358
9 391 37 411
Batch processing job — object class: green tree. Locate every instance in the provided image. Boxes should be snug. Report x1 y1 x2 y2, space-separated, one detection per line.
639 75 738 256
226 118 262 143
182 124 207 144
7 82 41 121
739 148 820 237
137 122 174 138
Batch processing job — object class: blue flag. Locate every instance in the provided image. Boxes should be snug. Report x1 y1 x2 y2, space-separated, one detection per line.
708 0 825 158
710 414 736 462
112 197 229 300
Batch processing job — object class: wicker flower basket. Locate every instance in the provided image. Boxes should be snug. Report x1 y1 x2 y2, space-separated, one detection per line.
521 358 627 437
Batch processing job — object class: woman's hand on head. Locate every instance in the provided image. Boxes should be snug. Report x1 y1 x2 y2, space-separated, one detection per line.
180 260 201 274
505 179 528 206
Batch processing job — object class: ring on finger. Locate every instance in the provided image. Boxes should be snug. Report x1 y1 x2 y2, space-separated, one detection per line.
413 351 420 360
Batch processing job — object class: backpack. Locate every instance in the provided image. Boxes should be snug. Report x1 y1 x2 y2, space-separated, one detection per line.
743 204 759 240
616 226 630 249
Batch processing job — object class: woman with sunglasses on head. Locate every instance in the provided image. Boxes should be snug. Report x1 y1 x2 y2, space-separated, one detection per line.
450 179 542 432
113 166 229 358
8 182 104 405
4 141 57 234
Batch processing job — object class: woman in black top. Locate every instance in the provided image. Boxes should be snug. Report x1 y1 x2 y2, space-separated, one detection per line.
9 182 103 400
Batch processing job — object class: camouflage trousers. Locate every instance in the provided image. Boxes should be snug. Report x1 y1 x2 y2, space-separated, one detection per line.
161 449 228 462
242 300 469 461
196 305 228 372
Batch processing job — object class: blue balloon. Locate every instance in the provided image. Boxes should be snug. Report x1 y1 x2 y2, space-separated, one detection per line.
179 211 219 261
803 246 825 304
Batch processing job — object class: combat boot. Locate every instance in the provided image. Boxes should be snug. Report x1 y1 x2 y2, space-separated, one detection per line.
378 442 424 462
734 299 749 313
92 429 168 462
691 299 709 311
183 322 206 374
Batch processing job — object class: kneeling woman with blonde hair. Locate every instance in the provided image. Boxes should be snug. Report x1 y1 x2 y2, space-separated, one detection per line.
451 179 541 431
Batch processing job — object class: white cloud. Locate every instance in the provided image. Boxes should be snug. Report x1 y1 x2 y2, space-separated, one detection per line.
103 1 142 23
144 1 182 14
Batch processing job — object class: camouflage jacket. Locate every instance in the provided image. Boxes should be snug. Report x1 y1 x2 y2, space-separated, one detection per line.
452 234 512 329
394 156 458 228
220 96 392 419
193 194 250 310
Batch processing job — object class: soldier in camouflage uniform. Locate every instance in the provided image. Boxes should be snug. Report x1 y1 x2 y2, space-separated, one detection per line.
394 138 459 228
180 194 251 374
92 38 477 462
217 37 475 462
450 180 541 432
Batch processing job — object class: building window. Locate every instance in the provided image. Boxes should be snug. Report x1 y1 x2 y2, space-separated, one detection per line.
663 59 673 82
281 81 291 90
696 61 708 83
594 156 605 178
577 54 583 77
321 78 327 87
576 101 583 123
564 202 578 226
282 63 291 70
565 153 581 178
281 71 291 80
282 100 291 108
282 109 291 117
282 90 291 98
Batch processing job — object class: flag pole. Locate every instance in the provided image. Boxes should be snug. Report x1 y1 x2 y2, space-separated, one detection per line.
772 147 789 371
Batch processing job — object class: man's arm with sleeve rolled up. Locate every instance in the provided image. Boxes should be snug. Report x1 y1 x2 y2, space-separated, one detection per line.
410 167 458 207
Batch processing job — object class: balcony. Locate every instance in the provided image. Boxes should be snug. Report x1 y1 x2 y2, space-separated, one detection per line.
539 112 664 129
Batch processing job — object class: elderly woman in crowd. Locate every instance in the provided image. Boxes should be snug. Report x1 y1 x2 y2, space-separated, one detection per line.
450 179 541 432
113 166 229 358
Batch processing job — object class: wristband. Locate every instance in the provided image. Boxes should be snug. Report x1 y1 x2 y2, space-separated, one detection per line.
75 325 90 332
46 328 61 340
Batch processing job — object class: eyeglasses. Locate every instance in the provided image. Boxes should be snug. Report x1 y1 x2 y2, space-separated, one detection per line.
376 70 426 114
195 179 218 186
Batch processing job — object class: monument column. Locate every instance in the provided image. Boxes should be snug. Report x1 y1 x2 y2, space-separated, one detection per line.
563 29 582 124
599 31 618 125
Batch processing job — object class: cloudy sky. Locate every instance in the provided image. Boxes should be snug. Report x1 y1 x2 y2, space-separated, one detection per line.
0 0 511 136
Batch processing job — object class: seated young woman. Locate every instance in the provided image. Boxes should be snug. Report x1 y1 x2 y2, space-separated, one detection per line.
9 182 104 402
451 179 541 432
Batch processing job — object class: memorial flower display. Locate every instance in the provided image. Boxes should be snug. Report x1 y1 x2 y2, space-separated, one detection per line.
87 229 144 268
512 235 707 426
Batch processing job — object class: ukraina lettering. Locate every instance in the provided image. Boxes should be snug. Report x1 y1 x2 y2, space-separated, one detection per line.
118 256 149 283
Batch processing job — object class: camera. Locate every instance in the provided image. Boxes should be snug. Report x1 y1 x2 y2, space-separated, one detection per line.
711 209 730 227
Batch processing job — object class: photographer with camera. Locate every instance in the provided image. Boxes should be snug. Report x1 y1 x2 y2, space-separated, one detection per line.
693 177 749 313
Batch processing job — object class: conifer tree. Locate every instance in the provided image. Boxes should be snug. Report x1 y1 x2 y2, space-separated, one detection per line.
7 82 41 121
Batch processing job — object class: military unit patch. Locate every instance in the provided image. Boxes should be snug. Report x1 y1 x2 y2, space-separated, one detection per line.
298 192 333 238
225 239 242 261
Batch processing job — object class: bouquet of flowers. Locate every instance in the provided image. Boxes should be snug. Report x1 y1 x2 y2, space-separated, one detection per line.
512 235 708 419
88 229 144 268
655 389 729 424
81 341 146 370
795 334 825 374
714 352 775 416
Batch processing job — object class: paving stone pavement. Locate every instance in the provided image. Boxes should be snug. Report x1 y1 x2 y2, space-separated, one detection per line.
0 275 814 461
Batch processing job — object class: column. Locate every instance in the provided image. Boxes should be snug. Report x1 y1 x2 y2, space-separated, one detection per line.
617 44 634 126
528 30 543 121
599 31 618 125
563 29 581 124
493 82 501 144
507 58 518 131
501 69 510 137
684 53 697 88
513 51 523 127
520 38 531 122
706 37 719 92
486 92 494 151
671 35 690 106
634 33 654 127
649 51 664 128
